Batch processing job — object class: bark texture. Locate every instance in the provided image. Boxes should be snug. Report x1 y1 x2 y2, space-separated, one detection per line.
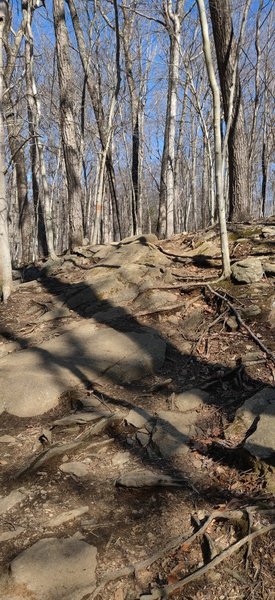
53 0 83 249
209 0 250 221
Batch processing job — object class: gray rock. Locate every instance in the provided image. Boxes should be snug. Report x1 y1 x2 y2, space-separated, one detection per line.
244 411 275 459
152 410 200 458
116 469 186 488
43 506 89 528
241 352 264 365
111 451 131 466
239 305 261 318
231 258 264 284
6 537 97 600
0 325 166 417
125 407 151 428
262 261 275 276
59 462 90 477
172 388 210 412
0 434 17 444
261 226 275 238
0 527 24 542
0 490 27 516
226 387 275 459
136 430 150 447
226 315 238 331
132 289 179 313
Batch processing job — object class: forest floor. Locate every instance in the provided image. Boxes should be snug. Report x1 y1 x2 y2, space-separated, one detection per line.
0 223 275 600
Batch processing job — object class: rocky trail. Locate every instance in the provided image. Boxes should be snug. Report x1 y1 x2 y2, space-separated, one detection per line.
0 224 275 599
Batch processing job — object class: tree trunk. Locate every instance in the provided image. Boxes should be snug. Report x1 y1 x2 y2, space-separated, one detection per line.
157 0 183 238
197 0 231 278
0 1 12 301
209 0 251 221
65 0 121 241
53 0 83 249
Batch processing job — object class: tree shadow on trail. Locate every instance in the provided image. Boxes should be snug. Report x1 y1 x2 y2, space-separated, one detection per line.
0 265 274 500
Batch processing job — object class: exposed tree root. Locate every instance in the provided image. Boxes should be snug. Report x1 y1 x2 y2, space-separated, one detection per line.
207 284 275 363
90 509 274 599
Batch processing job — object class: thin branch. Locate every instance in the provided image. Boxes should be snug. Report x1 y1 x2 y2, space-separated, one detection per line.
207 284 275 363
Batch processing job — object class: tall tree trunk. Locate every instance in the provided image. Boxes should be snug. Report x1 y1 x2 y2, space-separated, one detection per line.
0 0 12 301
3 5 32 265
209 0 251 221
197 0 231 277
53 0 83 249
65 0 121 241
24 1 56 259
157 0 183 238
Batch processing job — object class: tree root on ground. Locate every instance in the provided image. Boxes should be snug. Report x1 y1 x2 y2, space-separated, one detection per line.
89 508 275 599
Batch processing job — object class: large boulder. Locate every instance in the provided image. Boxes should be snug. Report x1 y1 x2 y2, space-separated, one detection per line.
225 387 275 460
0 324 166 417
231 258 264 284
1 537 97 600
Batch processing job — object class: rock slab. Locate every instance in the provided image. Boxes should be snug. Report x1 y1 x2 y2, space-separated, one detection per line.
4 537 97 600
0 324 166 417
231 258 264 284
226 387 275 459
152 410 201 458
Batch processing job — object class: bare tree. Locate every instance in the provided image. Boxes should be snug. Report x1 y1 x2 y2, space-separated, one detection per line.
0 0 12 301
66 0 121 241
209 0 251 222
23 0 56 259
196 0 231 277
53 0 84 249
157 0 184 238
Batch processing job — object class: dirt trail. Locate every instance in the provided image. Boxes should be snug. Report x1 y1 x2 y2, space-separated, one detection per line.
0 228 274 599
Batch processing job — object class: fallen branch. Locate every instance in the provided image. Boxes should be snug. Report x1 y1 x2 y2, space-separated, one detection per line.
150 523 275 598
207 285 275 364
89 510 245 599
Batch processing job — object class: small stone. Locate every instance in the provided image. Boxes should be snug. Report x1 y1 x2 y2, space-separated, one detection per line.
0 489 27 516
240 305 261 318
172 389 210 412
43 506 89 528
0 527 24 542
125 408 151 428
59 462 89 477
112 452 131 466
226 315 238 331
136 431 150 447
0 434 17 444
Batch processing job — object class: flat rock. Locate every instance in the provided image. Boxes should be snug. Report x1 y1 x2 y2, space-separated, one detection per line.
0 490 27 516
261 226 275 238
59 462 90 477
43 506 89 528
0 527 24 542
125 407 152 428
231 258 264 284
111 451 131 466
0 434 17 444
262 261 275 275
116 469 187 488
0 325 166 417
226 387 275 459
4 537 97 600
172 388 210 412
152 410 200 458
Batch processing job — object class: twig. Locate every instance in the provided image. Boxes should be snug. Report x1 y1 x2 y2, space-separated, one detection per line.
207 285 275 363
